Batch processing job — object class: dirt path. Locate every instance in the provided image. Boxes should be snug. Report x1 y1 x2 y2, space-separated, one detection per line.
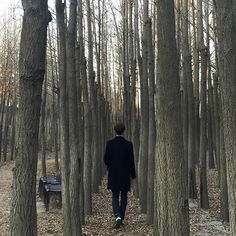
0 160 230 235
0 162 13 236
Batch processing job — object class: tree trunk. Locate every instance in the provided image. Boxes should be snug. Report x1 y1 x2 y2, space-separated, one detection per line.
79 0 92 215
86 0 99 194
154 0 190 235
146 18 156 225
2 93 11 162
133 0 140 198
41 70 47 177
0 88 7 162
48 28 59 173
10 99 17 161
212 11 221 177
191 0 200 167
197 0 209 210
67 0 82 234
182 0 197 199
215 0 236 232
9 1 51 235
139 0 149 213
205 0 215 170
218 95 229 222
56 1 72 235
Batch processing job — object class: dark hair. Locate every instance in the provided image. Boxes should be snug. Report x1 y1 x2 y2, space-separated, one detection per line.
114 123 125 135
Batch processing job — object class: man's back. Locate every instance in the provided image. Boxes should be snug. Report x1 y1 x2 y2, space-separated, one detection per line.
103 123 136 228
104 136 136 192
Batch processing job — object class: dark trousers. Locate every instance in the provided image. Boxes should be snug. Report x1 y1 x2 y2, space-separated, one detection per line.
112 190 128 220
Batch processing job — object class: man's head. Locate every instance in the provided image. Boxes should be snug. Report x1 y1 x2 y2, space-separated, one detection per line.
114 123 125 135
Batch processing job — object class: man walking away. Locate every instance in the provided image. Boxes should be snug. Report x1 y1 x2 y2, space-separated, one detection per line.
104 123 136 229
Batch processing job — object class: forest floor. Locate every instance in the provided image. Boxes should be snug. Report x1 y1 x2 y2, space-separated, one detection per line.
0 157 230 236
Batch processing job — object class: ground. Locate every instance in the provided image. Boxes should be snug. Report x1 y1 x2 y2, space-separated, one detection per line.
0 158 230 236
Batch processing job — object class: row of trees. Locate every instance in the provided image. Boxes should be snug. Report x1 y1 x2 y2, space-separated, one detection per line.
0 8 20 165
0 0 235 235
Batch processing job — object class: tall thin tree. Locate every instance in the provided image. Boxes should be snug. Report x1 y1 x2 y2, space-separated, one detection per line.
9 0 51 235
154 0 190 235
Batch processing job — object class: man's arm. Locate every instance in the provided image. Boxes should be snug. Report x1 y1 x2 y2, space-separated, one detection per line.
130 142 136 179
103 141 110 167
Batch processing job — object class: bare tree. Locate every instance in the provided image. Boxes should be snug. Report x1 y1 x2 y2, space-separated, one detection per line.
79 0 92 215
154 0 190 235
139 0 149 213
56 1 72 234
146 17 156 224
214 0 236 232
9 0 51 234
197 0 209 210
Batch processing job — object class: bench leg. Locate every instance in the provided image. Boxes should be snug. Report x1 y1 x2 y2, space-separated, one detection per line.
44 191 50 211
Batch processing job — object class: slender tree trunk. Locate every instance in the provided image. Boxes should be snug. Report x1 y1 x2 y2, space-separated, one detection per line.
215 0 236 232
56 1 72 235
9 1 51 235
79 0 92 215
139 0 149 213
41 72 47 177
182 0 197 199
154 0 190 235
10 98 17 161
205 1 215 170
212 11 221 176
218 94 229 222
67 0 82 234
146 18 156 224
86 0 99 194
48 28 59 173
181 3 189 189
133 0 139 198
197 0 209 210
2 93 11 162
0 88 7 162
192 0 200 166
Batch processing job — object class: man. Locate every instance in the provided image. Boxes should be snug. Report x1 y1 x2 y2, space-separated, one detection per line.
104 123 136 229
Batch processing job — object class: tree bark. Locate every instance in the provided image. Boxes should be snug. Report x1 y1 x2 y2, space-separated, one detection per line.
215 0 236 232
40 70 47 177
197 0 209 210
9 1 51 235
139 0 149 213
67 0 82 234
86 0 99 194
154 0 190 235
56 1 72 235
218 95 229 222
81 0 92 215
182 0 197 199
2 93 11 162
146 18 156 225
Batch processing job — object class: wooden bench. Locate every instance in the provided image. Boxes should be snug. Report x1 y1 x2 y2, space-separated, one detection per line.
43 183 62 211
38 176 60 197
38 176 61 211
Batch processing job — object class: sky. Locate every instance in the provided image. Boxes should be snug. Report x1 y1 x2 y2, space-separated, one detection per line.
0 0 21 15
0 0 56 17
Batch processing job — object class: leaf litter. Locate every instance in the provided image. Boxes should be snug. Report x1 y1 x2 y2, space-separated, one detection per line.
0 158 229 235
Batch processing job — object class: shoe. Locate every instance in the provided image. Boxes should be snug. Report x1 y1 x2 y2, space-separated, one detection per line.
114 217 122 229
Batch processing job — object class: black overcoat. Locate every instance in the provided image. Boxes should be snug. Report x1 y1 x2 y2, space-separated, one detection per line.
104 136 136 192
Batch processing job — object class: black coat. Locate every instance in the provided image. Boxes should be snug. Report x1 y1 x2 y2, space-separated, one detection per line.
104 136 136 192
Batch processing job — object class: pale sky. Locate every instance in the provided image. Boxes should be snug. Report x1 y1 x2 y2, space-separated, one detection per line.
0 0 21 15
0 0 55 17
